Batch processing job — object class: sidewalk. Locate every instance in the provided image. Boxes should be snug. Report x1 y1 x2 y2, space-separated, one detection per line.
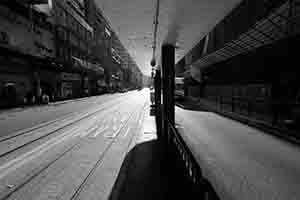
176 98 300 145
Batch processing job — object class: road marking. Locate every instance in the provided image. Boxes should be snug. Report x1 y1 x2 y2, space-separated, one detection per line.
121 116 127 123
139 118 143 125
104 124 122 138
86 124 98 133
123 127 130 138
91 125 108 138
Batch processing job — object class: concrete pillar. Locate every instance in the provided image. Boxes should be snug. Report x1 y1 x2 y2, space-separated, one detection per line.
162 44 175 126
155 69 162 139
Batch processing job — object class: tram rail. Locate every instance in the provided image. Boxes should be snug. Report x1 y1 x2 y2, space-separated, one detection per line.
0 94 146 200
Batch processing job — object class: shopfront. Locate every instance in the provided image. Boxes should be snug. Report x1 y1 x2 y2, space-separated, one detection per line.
60 72 82 99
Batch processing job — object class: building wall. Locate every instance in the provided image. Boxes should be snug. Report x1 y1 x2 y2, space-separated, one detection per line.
181 0 289 68
52 0 93 65
0 2 58 104
0 4 55 58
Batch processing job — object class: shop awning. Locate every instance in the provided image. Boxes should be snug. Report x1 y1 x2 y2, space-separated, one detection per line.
72 56 104 74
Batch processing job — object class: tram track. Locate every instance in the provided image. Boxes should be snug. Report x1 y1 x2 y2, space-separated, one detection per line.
70 101 147 200
0 94 132 160
0 94 146 200
0 92 131 144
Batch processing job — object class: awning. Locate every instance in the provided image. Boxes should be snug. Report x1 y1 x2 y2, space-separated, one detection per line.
72 56 104 74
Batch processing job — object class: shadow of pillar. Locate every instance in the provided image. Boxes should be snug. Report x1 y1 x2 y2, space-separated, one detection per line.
108 139 204 200
108 140 168 200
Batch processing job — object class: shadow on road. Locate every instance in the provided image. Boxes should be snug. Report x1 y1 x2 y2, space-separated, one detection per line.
108 140 168 200
108 139 201 200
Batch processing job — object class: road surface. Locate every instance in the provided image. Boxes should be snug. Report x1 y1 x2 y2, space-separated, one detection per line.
175 107 300 200
0 90 149 200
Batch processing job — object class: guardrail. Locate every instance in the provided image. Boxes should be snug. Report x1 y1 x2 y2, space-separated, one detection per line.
167 120 220 200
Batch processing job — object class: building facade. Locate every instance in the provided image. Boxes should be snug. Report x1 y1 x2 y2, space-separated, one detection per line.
86 3 113 91
0 0 58 107
0 0 144 107
51 0 106 98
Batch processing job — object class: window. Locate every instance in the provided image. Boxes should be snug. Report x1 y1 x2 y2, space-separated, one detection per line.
61 11 66 26
105 27 111 37
0 31 9 44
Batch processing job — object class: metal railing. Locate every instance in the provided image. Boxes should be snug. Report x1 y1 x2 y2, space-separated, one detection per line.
167 120 220 200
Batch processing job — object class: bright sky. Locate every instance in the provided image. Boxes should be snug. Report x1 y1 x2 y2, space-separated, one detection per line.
94 0 242 76
95 0 155 76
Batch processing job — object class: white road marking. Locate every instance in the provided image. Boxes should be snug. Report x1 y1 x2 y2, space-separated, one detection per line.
86 124 98 133
91 125 108 138
104 125 122 138
121 116 127 123
123 127 130 138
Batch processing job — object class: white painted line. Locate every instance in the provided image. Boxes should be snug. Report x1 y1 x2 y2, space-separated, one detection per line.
86 124 98 133
91 126 108 138
123 127 130 138
104 125 122 138
121 116 127 124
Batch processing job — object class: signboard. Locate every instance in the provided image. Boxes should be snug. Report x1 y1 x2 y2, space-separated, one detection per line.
61 72 81 81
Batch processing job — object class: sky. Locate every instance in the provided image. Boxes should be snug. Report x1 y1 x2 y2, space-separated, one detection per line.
94 0 242 76
95 0 155 76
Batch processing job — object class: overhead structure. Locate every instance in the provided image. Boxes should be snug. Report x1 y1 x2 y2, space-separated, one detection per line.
192 0 300 69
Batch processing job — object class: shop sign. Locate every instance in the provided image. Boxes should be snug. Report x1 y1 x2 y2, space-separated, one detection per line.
61 72 81 81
